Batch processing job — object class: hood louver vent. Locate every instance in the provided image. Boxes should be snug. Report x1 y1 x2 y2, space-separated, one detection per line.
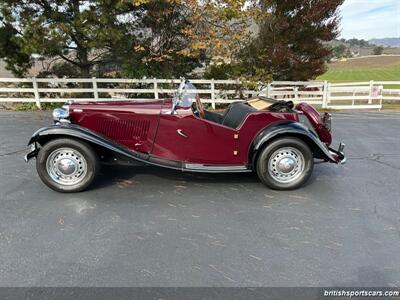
98 119 150 141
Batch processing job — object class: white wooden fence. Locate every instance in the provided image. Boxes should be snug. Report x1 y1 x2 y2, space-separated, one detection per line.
0 77 399 110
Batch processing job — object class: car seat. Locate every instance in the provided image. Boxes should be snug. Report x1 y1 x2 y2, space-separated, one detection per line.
220 102 257 129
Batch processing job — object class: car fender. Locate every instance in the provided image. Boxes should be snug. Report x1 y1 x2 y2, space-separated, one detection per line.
26 124 252 172
249 122 338 166
27 124 151 163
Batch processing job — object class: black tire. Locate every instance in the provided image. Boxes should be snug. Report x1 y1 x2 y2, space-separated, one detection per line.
256 137 314 190
36 138 99 193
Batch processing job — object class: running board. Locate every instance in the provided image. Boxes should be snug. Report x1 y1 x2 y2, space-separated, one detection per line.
184 164 251 173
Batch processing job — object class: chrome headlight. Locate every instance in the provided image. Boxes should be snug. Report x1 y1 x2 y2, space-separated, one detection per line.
52 107 69 122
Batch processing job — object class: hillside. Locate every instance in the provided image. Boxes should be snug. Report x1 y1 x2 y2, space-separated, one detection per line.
329 38 400 58
317 55 400 82
369 38 400 48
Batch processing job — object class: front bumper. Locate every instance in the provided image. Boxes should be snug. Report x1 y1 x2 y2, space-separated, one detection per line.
24 143 39 162
328 142 346 164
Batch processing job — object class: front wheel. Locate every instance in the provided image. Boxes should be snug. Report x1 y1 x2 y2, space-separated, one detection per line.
36 138 99 193
256 137 314 190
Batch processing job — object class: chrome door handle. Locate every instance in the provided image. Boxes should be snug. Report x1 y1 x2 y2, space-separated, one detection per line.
177 129 188 138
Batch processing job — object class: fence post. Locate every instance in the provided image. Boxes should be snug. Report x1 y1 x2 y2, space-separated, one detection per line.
322 80 328 109
294 86 299 102
379 85 383 111
211 79 216 109
32 77 41 109
61 76 67 98
154 79 159 99
267 83 272 98
327 82 331 104
92 77 99 101
368 80 374 104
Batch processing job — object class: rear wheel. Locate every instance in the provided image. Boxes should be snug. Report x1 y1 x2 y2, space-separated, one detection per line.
256 137 314 190
36 138 99 193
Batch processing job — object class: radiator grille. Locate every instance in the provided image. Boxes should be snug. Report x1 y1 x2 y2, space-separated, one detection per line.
97 119 150 141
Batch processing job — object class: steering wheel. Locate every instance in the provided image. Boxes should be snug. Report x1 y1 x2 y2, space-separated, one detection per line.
196 94 205 119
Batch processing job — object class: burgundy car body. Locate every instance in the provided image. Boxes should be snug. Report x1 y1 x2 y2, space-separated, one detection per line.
25 81 346 194
27 99 345 170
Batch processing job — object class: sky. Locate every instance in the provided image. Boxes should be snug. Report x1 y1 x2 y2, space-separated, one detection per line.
339 0 400 40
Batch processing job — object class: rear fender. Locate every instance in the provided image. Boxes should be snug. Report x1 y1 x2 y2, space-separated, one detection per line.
249 122 339 166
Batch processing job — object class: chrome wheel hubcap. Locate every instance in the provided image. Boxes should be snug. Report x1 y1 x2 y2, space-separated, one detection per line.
268 147 305 183
46 148 87 185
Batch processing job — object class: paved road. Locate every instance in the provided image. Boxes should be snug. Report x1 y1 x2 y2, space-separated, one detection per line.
0 111 399 287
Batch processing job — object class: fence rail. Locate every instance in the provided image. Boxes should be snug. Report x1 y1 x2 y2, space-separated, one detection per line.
0 77 399 110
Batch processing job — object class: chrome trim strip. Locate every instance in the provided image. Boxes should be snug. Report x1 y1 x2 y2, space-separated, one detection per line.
185 164 250 172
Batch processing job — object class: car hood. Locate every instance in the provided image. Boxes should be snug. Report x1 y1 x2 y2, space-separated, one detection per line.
69 99 166 112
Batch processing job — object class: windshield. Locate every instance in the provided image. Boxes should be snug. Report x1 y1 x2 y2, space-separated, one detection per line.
174 81 198 107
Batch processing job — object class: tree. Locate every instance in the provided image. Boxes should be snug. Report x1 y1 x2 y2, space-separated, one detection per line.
110 0 205 78
239 0 344 81
0 23 32 77
345 48 353 58
0 1 143 77
333 44 347 58
181 0 253 64
116 0 252 78
0 0 251 78
0 0 212 78
373 46 384 55
1 0 345 81
346 38 370 47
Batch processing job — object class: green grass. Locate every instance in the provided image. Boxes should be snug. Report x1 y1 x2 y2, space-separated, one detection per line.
382 102 400 110
13 102 62 111
317 57 400 89
317 66 400 82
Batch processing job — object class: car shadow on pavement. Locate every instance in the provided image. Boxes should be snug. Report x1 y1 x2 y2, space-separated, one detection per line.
92 164 260 190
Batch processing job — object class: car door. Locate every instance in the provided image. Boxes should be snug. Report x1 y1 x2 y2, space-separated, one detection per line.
152 107 241 165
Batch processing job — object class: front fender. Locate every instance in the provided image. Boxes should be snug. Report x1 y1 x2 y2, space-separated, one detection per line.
26 124 150 163
250 122 345 165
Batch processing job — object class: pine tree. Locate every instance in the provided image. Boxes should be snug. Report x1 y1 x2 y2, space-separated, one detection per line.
240 0 344 81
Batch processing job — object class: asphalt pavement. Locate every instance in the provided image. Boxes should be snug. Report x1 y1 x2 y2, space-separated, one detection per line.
0 111 399 287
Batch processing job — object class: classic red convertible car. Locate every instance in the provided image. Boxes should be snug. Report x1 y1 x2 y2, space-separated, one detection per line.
25 80 346 193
